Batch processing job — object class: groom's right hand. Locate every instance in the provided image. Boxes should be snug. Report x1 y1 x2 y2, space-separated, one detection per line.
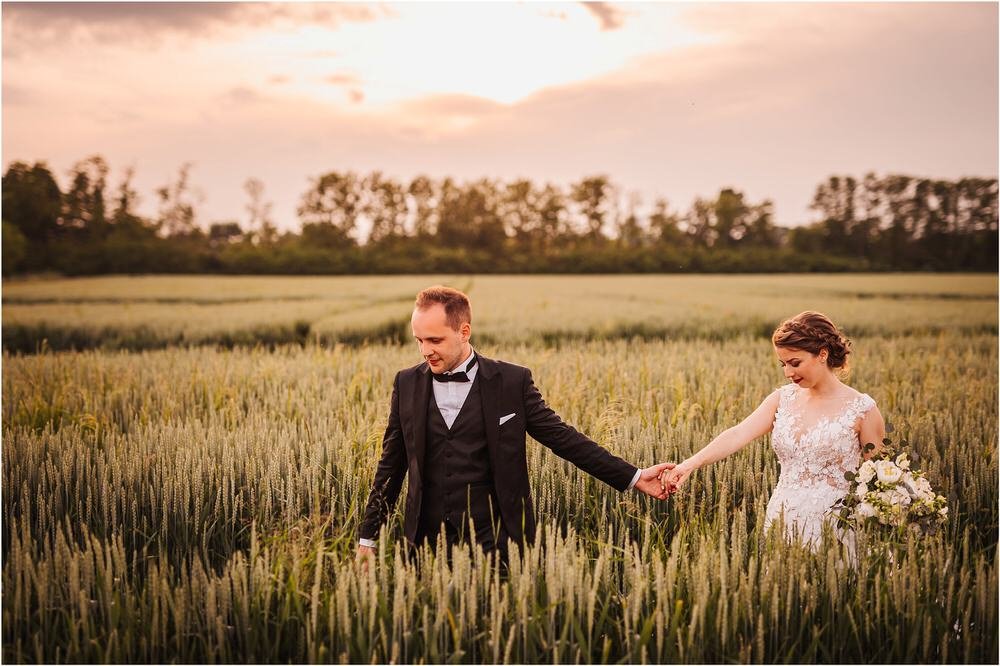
356 544 375 570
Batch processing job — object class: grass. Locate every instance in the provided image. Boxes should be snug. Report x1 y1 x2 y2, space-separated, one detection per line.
2 324 997 662
2 273 996 352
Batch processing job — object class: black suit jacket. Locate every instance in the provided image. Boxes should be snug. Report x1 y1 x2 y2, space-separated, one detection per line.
358 354 638 545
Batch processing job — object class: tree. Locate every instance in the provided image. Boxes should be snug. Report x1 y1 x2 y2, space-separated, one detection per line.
2 161 62 245
713 188 749 246
502 179 541 250
571 175 612 239
297 170 361 247
2 221 28 275
685 197 716 247
880 175 918 267
849 172 882 259
810 176 864 256
436 178 506 255
364 171 407 244
156 163 200 237
63 155 110 239
407 175 437 238
244 178 276 244
536 183 569 252
743 200 778 247
648 198 683 246
208 221 244 247
112 166 143 227
616 192 646 248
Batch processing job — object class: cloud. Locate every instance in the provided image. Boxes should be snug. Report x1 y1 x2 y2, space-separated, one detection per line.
223 86 263 105
399 94 506 117
581 2 625 31
1 82 38 106
392 94 506 130
304 50 341 59
84 108 144 126
2 2 384 51
3 2 247 36
325 73 362 86
540 9 569 22
324 73 364 103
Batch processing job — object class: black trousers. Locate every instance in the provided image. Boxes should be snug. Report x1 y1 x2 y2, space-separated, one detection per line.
411 494 510 571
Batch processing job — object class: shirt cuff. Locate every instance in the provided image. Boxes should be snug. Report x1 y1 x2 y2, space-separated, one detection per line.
627 468 642 490
358 538 376 548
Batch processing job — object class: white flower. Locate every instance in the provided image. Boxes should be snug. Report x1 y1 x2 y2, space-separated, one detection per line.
938 506 948 517
855 483 869 499
855 502 877 519
904 475 935 501
857 460 877 484
901 473 922 498
895 453 911 470
892 487 912 506
875 459 903 485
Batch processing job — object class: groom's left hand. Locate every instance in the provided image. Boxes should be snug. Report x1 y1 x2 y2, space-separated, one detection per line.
633 463 677 500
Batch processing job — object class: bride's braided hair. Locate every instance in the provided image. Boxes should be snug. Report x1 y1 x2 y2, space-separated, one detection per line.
772 311 852 373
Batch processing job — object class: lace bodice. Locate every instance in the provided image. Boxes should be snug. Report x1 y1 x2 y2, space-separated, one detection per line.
766 383 876 543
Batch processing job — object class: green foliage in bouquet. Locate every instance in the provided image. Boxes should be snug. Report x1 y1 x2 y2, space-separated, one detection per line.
833 433 949 537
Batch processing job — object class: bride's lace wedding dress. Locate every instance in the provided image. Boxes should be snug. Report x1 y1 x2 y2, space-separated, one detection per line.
766 382 876 544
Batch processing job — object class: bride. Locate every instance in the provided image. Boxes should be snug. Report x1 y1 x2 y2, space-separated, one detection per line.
661 311 886 545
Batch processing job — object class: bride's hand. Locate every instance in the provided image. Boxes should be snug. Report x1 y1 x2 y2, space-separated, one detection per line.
660 462 695 493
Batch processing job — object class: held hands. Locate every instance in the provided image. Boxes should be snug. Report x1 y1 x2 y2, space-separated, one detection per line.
633 462 677 500
659 462 694 494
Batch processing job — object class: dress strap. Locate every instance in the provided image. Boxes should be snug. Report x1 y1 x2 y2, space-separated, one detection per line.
843 393 876 426
778 382 797 407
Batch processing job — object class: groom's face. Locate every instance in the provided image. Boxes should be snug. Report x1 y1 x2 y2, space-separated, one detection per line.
411 304 471 373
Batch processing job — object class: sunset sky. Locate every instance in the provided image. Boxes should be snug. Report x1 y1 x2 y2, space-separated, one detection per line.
2 1 997 233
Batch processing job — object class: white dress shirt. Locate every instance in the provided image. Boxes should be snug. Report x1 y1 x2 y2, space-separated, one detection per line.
432 348 479 429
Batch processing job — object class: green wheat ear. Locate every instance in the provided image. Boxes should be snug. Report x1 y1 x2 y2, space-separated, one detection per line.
1 274 995 663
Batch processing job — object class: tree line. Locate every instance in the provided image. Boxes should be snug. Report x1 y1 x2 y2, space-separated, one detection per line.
2 155 996 276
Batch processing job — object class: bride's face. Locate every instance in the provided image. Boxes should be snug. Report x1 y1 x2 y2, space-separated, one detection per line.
774 345 830 388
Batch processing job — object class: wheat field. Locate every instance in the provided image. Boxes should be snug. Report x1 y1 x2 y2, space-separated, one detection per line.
2 274 995 351
2 274 997 663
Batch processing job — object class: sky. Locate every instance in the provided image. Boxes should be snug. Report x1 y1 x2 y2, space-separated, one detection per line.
2 1 998 234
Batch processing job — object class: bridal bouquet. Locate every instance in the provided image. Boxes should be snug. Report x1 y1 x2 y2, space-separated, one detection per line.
833 441 949 536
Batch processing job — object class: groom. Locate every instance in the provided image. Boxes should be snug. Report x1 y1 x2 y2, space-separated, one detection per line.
357 286 672 563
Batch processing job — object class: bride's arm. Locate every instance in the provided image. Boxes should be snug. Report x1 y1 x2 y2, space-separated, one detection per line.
663 389 781 491
858 404 886 460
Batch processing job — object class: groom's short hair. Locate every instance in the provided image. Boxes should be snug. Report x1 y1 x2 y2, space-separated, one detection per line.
415 286 472 330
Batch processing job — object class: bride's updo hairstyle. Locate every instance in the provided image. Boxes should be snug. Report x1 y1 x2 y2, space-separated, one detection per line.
772 311 852 375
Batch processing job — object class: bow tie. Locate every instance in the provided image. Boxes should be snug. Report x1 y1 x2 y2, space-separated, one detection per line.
432 354 478 383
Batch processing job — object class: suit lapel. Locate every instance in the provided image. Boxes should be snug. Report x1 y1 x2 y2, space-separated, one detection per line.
412 364 431 474
477 355 502 462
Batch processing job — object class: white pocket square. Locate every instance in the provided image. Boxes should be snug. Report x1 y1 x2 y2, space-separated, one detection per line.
499 413 516 426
